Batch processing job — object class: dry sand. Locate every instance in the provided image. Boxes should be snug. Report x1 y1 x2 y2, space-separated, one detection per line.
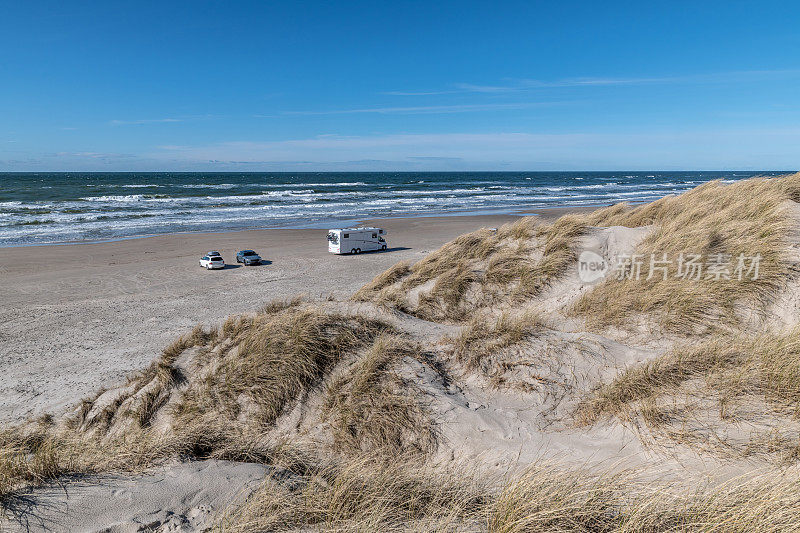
3 460 271 532
0 210 578 425
2 196 789 531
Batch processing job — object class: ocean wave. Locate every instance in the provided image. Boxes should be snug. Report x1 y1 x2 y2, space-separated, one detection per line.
180 183 238 189
80 194 174 202
0 172 759 246
254 181 369 188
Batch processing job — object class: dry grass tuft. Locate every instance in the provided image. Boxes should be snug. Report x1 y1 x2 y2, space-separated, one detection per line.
0 429 69 500
259 295 306 315
415 260 480 321
357 214 586 322
0 422 319 503
484 242 536 286
406 228 498 287
572 173 800 333
451 312 544 373
495 217 539 241
0 424 189 500
578 329 800 425
488 464 800 533
213 454 488 532
576 327 800 459
174 306 392 429
351 261 412 302
488 466 627 533
518 215 586 298
323 334 436 455
214 455 800 532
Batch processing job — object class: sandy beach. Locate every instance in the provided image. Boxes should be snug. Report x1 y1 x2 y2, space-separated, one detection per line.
0 210 579 425
5 174 800 530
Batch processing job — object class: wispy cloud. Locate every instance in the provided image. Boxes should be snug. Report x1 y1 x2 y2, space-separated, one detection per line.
54 151 136 159
387 69 800 96
6 128 800 171
382 90 460 96
109 118 183 125
109 114 226 126
147 129 800 171
283 102 565 116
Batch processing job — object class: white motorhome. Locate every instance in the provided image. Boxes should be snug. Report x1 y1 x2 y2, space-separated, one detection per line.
327 227 387 254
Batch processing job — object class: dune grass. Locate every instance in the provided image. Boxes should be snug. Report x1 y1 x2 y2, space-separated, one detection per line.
578 328 800 425
357 214 587 323
517 214 587 299
494 216 539 241
173 306 392 429
0 418 323 503
213 454 488 532
370 227 500 321
0 423 182 501
488 464 800 533
404 228 499 288
352 261 412 302
0 303 399 501
576 327 800 459
323 334 436 455
572 174 800 333
451 312 544 373
482 216 586 302
72 324 218 433
213 453 800 532
356 173 800 332
415 259 480 321
9 424 800 532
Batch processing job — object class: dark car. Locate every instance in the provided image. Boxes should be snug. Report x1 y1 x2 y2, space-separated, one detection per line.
236 250 262 265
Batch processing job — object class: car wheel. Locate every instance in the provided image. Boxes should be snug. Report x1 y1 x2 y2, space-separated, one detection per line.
355 248 361 254
381 245 387 250
351 248 357 254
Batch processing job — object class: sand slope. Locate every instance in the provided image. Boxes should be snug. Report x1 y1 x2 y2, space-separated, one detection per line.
3 460 270 532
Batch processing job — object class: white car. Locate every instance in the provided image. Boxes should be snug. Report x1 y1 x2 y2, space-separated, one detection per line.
199 254 225 270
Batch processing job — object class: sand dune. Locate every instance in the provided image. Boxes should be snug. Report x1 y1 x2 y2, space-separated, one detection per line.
5 176 800 531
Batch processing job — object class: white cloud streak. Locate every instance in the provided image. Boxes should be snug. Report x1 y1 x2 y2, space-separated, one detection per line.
109 118 183 125
388 69 800 96
282 102 565 116
147 130 800 170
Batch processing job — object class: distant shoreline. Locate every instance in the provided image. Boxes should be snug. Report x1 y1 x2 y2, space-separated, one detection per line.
1 170 776 248
0 202 604 249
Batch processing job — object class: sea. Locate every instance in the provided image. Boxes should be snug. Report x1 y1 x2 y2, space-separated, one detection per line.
0 171 784 247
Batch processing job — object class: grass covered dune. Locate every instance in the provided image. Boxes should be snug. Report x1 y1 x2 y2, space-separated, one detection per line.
5 173 800 531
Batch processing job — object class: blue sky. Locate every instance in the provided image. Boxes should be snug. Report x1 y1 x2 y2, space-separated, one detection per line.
2 1 799 171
